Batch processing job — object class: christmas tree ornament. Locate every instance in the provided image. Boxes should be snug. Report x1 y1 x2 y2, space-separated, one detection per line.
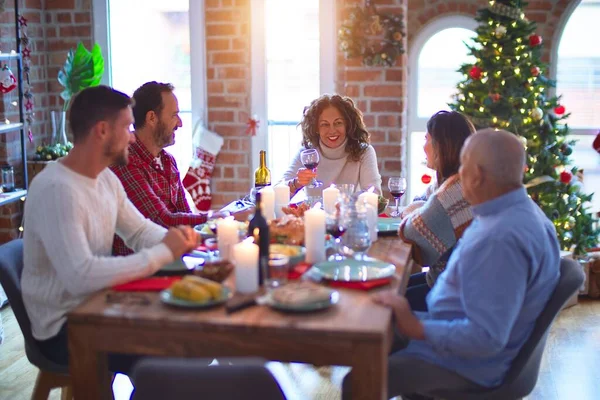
494 25 507 38
530 66 540 76
0 64 16 94
528 34 542 47
421 174 432 184
490 93 501 102
567 216 576 230
489 2 522 20
469 65 483 80
552 210 560 219
559 171 572 184
593 131 600 154
531 107 543 121
554 105 566 115
561 144 573 156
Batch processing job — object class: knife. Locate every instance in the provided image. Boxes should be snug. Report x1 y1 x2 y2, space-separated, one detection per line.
225 292 271 314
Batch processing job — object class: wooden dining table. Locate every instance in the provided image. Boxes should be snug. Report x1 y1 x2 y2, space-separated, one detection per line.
67 237 413 400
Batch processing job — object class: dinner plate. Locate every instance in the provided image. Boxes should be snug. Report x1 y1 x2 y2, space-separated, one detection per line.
160 286 232 309
309 258 396 282
377 217 402 236
268 290 339 313
269 244 306 266
160 252 209 272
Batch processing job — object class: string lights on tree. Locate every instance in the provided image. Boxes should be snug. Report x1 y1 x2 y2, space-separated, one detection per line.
450 0 598 256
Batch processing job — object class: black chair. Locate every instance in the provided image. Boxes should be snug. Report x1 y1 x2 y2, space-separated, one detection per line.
429 258 585 400
130 357 287 400
0 239 72 399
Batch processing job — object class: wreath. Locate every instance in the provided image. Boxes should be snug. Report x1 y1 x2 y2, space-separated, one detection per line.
338 4 405 67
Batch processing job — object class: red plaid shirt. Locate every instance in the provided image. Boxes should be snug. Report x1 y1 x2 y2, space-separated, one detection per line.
111 137 207 255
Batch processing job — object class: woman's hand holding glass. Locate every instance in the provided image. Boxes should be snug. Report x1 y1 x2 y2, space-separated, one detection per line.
295 167 318 188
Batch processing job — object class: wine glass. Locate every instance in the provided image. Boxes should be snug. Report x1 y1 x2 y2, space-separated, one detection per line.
388 177 407 218
326 211 347 261
300 149 322 188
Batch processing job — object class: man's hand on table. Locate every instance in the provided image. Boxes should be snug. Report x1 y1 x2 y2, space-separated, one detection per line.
162 225 198 259
372 290 425 340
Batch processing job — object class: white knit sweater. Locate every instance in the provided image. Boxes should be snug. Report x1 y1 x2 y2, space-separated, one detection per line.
22 161 174 340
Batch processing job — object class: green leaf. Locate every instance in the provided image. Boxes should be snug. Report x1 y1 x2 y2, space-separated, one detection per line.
57 42 105 107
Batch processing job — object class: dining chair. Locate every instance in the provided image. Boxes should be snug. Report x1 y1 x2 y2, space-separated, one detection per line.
0 239 72 400
428 257 584 400
130 357 286 400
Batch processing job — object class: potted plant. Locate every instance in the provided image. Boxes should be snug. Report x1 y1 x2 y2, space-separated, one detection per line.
30 43 104 182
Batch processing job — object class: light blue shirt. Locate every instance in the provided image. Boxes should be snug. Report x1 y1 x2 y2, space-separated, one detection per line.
401 187 560 387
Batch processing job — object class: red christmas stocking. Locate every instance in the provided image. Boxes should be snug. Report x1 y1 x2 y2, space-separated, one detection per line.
183 148 216 212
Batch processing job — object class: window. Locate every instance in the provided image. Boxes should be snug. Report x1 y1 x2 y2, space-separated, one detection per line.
556 0 600 212
407 17 476 200
94 0 206 176
251 0 335 183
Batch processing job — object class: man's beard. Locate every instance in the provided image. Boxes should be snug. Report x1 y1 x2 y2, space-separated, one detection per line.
104 136 128 166
153 120 174 149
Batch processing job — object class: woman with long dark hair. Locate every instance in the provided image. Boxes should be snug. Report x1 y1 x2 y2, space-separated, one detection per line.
400 110 476 311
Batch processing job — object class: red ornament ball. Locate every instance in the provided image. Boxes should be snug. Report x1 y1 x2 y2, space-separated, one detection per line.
559 171 572 184
530 66 540 77
421 174 432 184
554 105 566 115
490 93 501 102
469 65 483 80
529 34 542 47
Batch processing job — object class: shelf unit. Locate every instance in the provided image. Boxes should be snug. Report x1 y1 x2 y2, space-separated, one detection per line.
0 1 28 205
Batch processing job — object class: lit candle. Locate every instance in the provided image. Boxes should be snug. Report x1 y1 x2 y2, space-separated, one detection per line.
273 184 290 218
322 184 340 215
260 186 275 221
358 186 379 211
304 202 326 264
233 237 259 294
217 216 239 261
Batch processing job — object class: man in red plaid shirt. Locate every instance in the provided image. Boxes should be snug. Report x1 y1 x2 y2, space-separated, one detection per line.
111 82 231 256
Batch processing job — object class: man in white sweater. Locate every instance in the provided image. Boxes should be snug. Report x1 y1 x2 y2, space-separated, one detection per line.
21 85 197 371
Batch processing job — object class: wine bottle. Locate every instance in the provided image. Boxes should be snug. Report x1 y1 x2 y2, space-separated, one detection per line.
248 192 270 285
254 150 271 189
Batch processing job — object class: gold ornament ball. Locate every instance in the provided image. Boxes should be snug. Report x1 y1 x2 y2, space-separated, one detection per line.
381 53 388 59
495 25 507 38
341 41 349 50
531 107 544 121
393 31 402 41
567 216 576 230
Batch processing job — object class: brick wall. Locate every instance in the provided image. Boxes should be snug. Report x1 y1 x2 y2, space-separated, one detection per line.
0 0 92 243
204 0 252 208
335 0 408 195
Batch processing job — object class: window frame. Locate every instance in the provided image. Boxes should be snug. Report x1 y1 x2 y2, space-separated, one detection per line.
92 0 208 127
250 0 336 178
406 15 477 200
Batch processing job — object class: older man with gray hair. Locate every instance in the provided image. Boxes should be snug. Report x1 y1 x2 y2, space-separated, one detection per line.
343 129 560 399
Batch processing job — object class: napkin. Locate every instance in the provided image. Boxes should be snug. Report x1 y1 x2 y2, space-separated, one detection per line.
113 277 181 292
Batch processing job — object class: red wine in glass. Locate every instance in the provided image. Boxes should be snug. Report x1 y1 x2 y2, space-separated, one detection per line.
390 190 405 200
303 161 319 171
327 224 346 239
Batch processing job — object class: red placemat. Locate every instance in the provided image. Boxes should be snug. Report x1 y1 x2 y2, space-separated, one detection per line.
113 276 181 292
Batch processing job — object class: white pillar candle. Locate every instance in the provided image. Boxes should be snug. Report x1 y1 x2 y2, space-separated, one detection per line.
233 238 259 294
322 184 340 215
364 202 378 243
260 186 275 221
304 203 326 264
358 187 379 212
273 184 290 218
217 217 239 261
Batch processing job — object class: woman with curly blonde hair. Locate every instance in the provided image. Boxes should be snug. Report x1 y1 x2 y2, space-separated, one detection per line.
282 94 382 195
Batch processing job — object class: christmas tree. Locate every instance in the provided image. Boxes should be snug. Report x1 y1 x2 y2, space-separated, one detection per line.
450 0 599 256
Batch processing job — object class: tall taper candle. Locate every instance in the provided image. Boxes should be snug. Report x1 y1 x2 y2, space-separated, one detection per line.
304 203 326 264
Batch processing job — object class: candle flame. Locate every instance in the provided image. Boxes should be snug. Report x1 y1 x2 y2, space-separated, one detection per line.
243 236 255 244
367 186 375 193
312 202 322 209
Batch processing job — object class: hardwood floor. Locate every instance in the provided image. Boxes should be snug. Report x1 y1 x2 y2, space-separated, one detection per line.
1 299 598 400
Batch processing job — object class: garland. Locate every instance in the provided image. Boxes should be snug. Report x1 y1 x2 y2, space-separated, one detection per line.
338 2 405 67
488 1 524 20
18 14 34 143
